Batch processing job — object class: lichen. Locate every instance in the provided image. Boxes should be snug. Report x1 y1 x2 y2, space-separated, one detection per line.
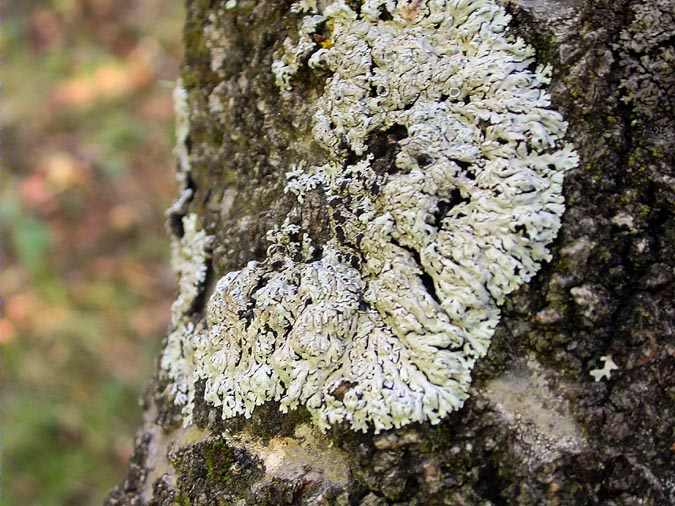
163 0 578 433
589 355 618 382
161 213 213 421
271 12 326 90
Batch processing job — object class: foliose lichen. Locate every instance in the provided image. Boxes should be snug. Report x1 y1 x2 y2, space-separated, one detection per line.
161 213 213 421
589 355 619 382
163 0 578 433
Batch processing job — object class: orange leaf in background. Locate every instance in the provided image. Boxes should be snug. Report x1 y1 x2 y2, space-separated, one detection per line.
5 293 37 324
0 318 16 344
19 173 54 210
42 151 88 192
50 41 156 109
109 204 138 231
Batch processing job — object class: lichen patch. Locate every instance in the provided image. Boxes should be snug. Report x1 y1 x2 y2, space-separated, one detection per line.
163 0 577 433
160 213 213 423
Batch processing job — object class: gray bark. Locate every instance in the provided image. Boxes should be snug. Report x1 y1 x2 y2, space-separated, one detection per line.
108 0 674 504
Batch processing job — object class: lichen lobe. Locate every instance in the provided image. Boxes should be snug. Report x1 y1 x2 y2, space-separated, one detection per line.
164 0 578 433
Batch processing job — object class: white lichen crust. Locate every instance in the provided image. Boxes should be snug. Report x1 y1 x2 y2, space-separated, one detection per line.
163 0 578 432
161 214 213 422
590 355 619 382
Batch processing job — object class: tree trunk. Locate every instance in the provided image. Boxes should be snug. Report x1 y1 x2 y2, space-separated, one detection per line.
107 0 673 504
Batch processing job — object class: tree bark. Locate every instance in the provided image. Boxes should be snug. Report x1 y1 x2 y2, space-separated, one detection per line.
108 0 673 504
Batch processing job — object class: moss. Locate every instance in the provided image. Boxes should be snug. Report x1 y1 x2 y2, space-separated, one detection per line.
176 493 191 506
170 437 264 504
182 0 218 90
203 440 232 483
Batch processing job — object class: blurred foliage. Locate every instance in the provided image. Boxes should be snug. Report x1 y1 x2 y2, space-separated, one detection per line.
0 1 184 504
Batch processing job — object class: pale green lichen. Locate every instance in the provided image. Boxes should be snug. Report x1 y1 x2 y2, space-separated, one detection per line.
272 13 327 90
161 214 213 419
590 355 618 382
163 0 578 432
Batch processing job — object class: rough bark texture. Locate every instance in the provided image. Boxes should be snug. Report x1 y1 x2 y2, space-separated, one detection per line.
108 0 674 504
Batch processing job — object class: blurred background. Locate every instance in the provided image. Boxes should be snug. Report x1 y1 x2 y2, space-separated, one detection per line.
0 1 184 504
